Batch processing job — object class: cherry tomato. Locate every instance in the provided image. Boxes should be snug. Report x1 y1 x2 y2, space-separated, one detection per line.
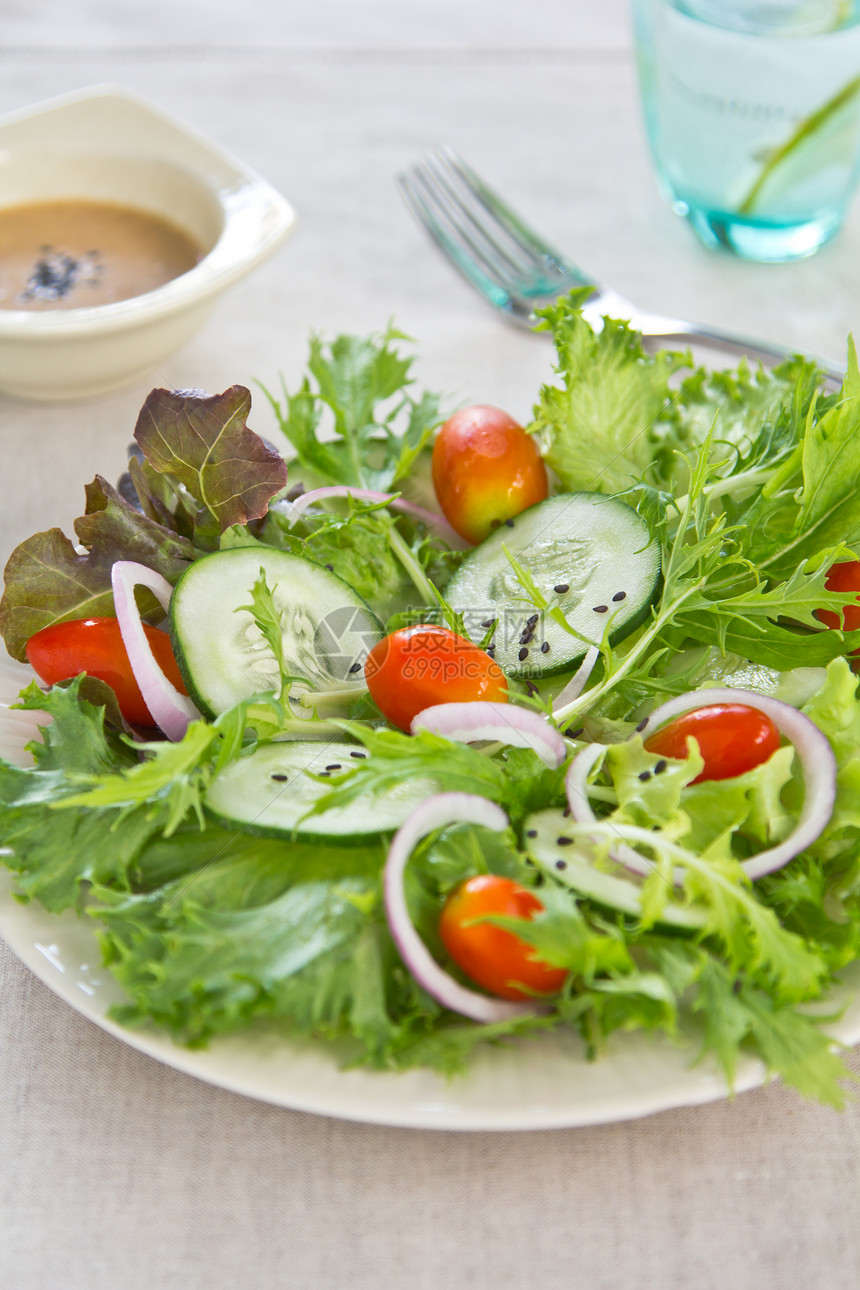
439 874 568 1000
364 624 507 731
643 703 780 784
818 561 860 632
25 616 187 727
431 404 548 545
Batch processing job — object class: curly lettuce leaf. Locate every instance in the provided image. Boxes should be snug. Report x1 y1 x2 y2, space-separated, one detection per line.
94 845 402 1052
530 289 689 494
0 681 157 909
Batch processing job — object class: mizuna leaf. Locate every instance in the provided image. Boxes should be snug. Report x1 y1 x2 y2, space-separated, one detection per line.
134 386 288 533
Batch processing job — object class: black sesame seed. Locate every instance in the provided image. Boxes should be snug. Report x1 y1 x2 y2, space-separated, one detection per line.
564 726 584 739
270 773 289 782
635 718 648 732
526 829 537 838
540 641 550 654
518 647 529 661
612 591 627 602
348 661 362 674
562 805 572 817
318 770 330 778
525 681 538 696
486 645 495 658
556 835 573 846
325 564 334 572
481 618 496 628
527 613 539 627
654 759 668 774
592 604 609 614
505 518 515 527
638 770 652 782
554 583 570 594
349 750 367 758
520 630 534 645
555 859 568 870
325 763 341 771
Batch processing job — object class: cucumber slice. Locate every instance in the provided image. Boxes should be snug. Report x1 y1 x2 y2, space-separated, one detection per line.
523 808 707 931
205 741 436 843
444 493 661 677
169 548 384 716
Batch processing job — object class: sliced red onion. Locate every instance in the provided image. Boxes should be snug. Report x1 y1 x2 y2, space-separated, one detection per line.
411 701 566 768
273 486 462 545
111 561 200 741
566 688 837 883
551 645 600 714
383 792 547 1023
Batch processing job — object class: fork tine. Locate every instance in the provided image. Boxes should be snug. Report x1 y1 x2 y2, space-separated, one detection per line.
434 147 592 287
407 163 536 297
418 152 549 285
398 170 521 315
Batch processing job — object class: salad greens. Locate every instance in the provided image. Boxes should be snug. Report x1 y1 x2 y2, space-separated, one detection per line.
2 298 860 1104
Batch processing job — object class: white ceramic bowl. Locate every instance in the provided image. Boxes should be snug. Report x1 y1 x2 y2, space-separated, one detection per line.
0 85 296 400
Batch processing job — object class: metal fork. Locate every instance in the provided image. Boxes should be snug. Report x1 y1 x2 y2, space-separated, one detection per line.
398 147 846 388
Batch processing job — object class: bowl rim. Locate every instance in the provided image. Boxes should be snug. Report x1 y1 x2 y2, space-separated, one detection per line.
0 84 296 338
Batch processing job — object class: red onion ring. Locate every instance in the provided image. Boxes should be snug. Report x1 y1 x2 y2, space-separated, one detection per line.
411 701 566 767
275 486 462 545
566 688 836 883
111 561 201 741
551 645 600 714
383 792 547 1023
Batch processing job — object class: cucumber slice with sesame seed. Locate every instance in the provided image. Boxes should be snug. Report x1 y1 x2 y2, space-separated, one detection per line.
444 493 661 678
524 808 706 931
205 740 437 843
168 547 384 717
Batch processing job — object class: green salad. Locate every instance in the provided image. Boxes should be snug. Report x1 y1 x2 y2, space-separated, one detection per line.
3 290 860 1106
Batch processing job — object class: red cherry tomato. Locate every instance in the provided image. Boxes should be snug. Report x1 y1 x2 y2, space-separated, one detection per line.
643 703 780 784
364 624 507 731
25 616 187 727
431 404 548 545
818 561 860 631
439 874 568 1000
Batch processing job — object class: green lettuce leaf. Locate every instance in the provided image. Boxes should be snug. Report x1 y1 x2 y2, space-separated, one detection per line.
530 289 689 494
0 681 157 909
263 326 443 492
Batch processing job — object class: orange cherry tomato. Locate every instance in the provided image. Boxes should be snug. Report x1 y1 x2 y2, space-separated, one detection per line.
818 561 860 631
643 703 780 784
439 874 568 1000
364 624 507 731
431 404 548 545
25 616 187 727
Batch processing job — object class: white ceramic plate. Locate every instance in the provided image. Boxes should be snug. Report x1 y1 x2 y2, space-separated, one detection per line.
1 654 859 1130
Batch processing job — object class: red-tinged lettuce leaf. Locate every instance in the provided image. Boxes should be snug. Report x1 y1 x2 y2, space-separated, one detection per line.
0 475 196 660
76 476 197 571
134 386 288 533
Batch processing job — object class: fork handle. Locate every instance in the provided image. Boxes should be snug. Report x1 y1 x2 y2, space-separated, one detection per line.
632 312 845 389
